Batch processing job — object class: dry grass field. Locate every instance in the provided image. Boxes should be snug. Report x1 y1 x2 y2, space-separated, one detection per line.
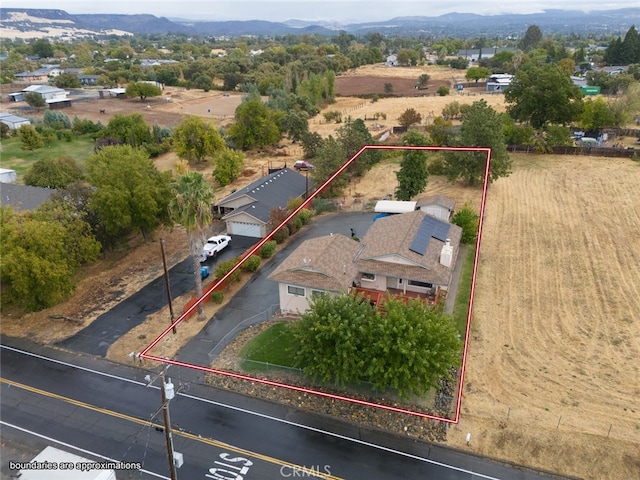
447 154 640 480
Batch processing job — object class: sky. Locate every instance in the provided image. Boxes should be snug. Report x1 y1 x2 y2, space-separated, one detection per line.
4 1 639 23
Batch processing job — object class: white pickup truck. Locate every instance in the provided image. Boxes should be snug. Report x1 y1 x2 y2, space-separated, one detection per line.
200 234 231 262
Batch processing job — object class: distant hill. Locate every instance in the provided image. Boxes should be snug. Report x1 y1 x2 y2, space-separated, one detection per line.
1 7 639 39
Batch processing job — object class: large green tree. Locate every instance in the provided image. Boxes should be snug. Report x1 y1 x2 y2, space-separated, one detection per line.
465 66 492 83
227 96 281 150
86 145 172 243
505 64 583 129
578 97 616 131
292 293 461 398
310 136 347 197
24 156 84 189
336 118 381 178
395 130 430 201
125 81 162 101
101 113 150 147
0 203 100 312
168 170 216 320
443 99 511 185
172 116 225 164
519 25 543 52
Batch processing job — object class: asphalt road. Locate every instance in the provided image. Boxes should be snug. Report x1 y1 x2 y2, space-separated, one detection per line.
0 342 560 480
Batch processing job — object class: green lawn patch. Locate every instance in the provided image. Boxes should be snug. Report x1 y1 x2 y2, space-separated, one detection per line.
239 322 297 372
453 244 476 336
0 135 96 180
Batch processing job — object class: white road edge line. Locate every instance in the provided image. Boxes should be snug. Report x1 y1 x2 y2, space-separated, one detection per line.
0 421 170 480
1 344 503 480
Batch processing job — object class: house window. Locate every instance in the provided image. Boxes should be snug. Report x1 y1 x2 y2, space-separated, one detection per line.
408 280 433 288
361 272 376 282
287 285 305 297
311 289 325 299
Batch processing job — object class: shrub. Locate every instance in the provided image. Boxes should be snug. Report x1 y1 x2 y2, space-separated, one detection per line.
215 258 242 283
260 240 277 259
272 225 290 244
297 208 313 225
450 203 479 244
243 255 261 272
437 86 450 96
210 291 224 304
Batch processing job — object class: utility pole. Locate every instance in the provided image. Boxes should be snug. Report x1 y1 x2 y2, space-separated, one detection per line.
160 239 177 334
160 371 178 480
146 367 181 480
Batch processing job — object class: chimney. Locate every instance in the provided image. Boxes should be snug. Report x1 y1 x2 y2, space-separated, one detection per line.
440 238 453 267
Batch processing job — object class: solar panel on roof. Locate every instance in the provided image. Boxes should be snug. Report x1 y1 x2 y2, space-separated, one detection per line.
409 215 450 255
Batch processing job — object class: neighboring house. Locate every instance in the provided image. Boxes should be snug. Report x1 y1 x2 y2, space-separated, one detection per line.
21 85 69 103
215 168 309 238
0 183 56 211
270 210 462 313
486 73 514 92
416 194 456 221
0 112 31 129
269 233 362 313
78 74 102 86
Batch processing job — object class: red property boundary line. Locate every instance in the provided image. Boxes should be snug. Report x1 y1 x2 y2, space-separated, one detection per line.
140 145 491 424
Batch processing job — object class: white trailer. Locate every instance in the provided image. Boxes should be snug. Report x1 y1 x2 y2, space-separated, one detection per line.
17 446 117 480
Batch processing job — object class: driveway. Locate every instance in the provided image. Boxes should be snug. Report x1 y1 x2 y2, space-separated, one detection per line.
56 235 258 356
174 212 376 381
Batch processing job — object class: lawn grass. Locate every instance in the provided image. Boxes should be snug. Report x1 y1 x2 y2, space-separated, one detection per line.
0 135 96 180
239 322 297 372
452 244 476 335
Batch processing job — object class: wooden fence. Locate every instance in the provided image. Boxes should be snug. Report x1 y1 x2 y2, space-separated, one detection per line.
507 144 639 158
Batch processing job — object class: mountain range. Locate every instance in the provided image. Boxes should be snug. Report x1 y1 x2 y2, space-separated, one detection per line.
1 8 639 39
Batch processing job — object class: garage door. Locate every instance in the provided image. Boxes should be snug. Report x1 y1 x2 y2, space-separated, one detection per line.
228 221 262 238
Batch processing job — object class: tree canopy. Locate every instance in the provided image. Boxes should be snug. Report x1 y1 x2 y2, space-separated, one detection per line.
227 96 281 150
172 116 225 164
292 293 461 398
395 130 430 201
0 203 100 312
125 81 162 101
24 156 84 189
85 144 172 243
443 99 511 185
168 170 216 319
505 64 583 129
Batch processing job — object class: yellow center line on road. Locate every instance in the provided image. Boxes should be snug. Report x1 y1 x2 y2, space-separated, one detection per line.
1 377 343 480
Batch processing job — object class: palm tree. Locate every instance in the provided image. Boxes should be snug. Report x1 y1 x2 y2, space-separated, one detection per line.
168 170 215 320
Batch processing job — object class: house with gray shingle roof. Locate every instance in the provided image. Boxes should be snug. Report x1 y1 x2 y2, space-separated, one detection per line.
269 233 361 313
0 183 56 211
215 168 309 238
269 210 462 313
354 210 462 303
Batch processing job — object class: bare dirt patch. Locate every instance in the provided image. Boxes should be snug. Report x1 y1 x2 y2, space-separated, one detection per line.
335 75 449 96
